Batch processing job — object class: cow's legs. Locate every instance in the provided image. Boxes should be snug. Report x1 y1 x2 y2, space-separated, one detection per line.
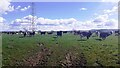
103 37 106 40
87 36 89 39
24 33 26 37
80 35 83 40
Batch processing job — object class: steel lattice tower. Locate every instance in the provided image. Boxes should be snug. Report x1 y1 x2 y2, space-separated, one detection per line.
31 2 35 32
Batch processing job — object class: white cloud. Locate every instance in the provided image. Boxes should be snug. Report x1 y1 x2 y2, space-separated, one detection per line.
103 6 118 16
4 12 8 15
6 5 31 13
3 4 119 31
20 6 31 11
105 19 118 27
16 6 21 9
93 13 118 29
10 15 37 31
0 17 5 23
8 5 15 12
36 18 77 25
92 5 118 29
10 15 78 31
94 13 98 16
0 0 30 15
0 0 11 15
101 0 119 2
0 17 9 31
0 23 10 31
80 8 87 11
5 5 31 14
9 12 118 31
93 14 108 23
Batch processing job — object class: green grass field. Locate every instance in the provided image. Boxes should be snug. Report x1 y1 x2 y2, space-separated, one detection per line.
2 33 119 66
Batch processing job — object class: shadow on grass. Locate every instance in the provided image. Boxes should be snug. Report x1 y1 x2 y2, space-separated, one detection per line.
95 38 102 41
77 39 87 41
52 39 55 41
19 36 25 38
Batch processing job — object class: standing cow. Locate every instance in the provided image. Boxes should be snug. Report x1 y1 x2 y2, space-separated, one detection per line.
40 31 46 35
19 30 35 37
99 31 112 40
23 31 27 37
79 31 92 39
57 31 62 37
115 30 120 36
63 31 67 34
47 31 53 35
28 31 35 37
74 30 80 35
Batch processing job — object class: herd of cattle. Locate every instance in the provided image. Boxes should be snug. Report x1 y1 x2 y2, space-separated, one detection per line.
1 29 120 40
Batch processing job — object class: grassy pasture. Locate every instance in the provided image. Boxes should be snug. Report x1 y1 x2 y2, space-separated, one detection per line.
2 33 119 66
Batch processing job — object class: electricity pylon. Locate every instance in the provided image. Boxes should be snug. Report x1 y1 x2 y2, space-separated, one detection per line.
31 2 35 32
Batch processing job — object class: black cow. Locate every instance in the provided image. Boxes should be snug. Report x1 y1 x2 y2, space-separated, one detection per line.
79 31 92 39
63 31 67 33
28 31 35 37
115 30 120 36
47 31 53 35
21 31 27 37
23 32 27 37
6 31 16 35
95 31 99 37
115 31 119 33
57 31 62 37
19 31 35 37
99 32 112 40
74 31 80 35
19 30 23 34
2 31 8 34
40 31 46 35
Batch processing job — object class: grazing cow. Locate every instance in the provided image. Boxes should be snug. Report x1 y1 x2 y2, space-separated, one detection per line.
15 32 19 35
95 31 99 37
47 31 53 35
40 31 46 35
28 31 35 37
6 31 16 35
19 31 31 37
115 31 118 34
74 31 80 35
115 30 120 36
63 31 67 33
2 31 8 34
57 31 62 37
11 32 15 35
2 31 20 35
22 31 27 37
79 31 92 39
99 32 112 40
19 30 23 34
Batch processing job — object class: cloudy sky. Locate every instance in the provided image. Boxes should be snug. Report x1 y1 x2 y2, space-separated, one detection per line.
0 0 118 31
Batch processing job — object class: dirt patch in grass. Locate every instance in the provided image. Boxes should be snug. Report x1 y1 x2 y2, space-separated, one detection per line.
59 51 87 67
22 44 52 66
